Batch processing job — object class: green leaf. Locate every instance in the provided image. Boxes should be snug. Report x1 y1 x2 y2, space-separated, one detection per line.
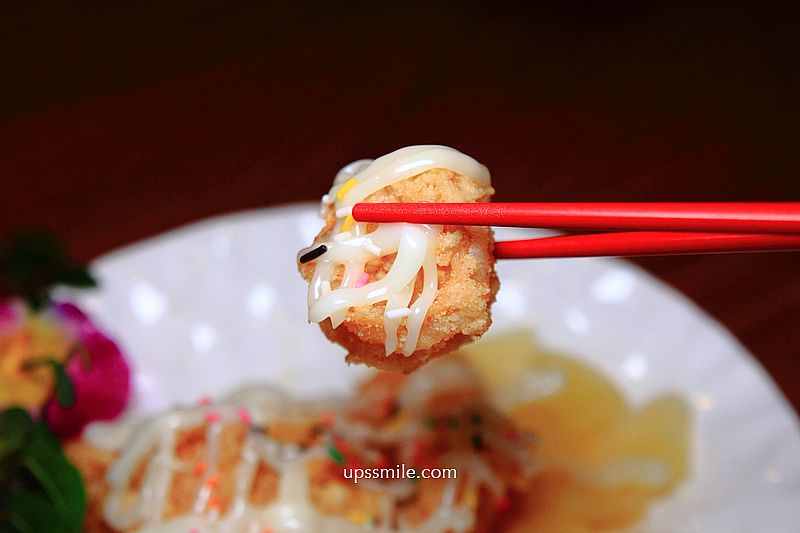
0 409 34 460
19 425 86 533
4 491 63 533
0 230 96 311
53 264 96 289
0 417 87 533
52 363 75 408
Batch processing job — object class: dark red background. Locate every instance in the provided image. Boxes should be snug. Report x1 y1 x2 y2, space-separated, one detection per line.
1 3 798 410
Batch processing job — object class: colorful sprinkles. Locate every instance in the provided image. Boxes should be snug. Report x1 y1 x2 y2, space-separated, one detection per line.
339 214 355 233
335 206 353 218
335 177 358 200
299 244 327 264
333 435 351 455
327 444 345 465
207 495 220 510
464 486 478 509
305 146 494 358
355 272 370 288
347 508 373 525
360 240 382 256
319 410 334 428
334 231 353 243
385 307 412 319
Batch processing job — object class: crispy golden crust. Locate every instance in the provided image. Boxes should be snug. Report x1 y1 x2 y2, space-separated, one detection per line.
301 168 498 373
66 426 281 533
69 366 524 533
307 457 387 525
64 440 117 533
70 436 502 533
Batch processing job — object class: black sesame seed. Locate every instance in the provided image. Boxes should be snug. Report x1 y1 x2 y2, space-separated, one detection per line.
471 433 484 451
471 412 483 426
299 244 327 264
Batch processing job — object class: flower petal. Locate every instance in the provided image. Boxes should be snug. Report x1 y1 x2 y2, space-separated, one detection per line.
0 299 25 334
45 328 131 439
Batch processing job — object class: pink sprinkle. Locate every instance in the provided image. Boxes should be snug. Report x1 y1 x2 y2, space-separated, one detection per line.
197 395 211 406
238 408 251 425
355 272 370 288
205 412 221 424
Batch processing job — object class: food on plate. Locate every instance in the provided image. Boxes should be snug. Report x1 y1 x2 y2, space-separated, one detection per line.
68 356 534 532
461 331 691 532
67 330 690 533
298 145 498 373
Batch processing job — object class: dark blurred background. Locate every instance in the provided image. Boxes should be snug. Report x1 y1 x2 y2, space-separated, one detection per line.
1 2 798 407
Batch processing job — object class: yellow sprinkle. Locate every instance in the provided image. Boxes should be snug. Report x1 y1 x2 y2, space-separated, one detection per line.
336 178 358 201
339 215 355 233
386 413 410 432
464 486 478 508
347 508 371 525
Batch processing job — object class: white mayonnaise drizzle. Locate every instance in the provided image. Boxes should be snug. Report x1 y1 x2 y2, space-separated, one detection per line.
300 145 491 356
93 359 523 533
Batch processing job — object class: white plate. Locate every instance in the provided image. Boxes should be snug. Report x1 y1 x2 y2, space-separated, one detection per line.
64 205 800 532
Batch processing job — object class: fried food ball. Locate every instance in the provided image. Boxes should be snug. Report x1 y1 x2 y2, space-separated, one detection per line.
300 168 498 373
68 421 502 533
67 361 529 533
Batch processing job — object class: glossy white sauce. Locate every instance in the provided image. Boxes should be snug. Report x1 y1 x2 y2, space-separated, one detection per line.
300 145 491 356
92 360 516 532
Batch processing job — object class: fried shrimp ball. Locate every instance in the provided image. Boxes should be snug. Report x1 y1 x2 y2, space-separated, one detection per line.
68 357 534 533
300 167 499 373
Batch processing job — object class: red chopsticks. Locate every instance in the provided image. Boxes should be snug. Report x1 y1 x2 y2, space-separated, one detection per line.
493 231 800 259
351 202 800 259
353 202 800 233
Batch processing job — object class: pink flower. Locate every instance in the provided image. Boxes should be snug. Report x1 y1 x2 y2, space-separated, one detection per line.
43 302 131 439
0 299 24 334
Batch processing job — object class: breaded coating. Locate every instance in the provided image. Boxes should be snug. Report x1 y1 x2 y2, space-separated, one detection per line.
69 359 533 533
67 425 281 533
301 168 499 373
307 457 388 524
64 440 117 533
69 414 509 533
